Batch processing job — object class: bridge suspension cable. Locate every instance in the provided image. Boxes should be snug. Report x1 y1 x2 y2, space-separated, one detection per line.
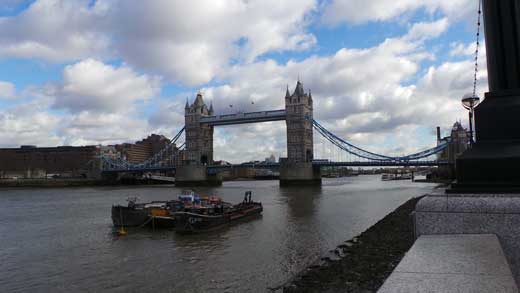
312 119 448 162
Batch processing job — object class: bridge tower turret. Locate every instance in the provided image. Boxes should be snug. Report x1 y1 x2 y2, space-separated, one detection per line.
184 92 214 165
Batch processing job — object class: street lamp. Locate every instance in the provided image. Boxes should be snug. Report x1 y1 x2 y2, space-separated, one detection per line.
461 93 480 146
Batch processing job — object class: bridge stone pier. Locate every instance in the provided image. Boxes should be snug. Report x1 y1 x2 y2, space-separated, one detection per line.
176 81 321 186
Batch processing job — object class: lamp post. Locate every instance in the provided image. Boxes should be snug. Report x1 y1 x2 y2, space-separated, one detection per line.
461 94 480 146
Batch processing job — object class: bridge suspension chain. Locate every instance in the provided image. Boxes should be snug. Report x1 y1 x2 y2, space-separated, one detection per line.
472 0 482 99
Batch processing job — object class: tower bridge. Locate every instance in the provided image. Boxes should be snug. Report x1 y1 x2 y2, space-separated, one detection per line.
100 81 451 186
178 80 318 186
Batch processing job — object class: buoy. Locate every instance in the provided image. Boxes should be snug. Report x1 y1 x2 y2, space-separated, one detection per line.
118 228 127 235
118 208 127 235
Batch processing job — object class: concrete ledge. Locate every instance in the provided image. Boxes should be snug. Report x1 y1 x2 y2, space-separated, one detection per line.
378 234 518 293
415 194 520 287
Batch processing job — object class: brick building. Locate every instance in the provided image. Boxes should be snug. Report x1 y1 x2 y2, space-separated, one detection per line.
114 134 180 164
0 145 100 178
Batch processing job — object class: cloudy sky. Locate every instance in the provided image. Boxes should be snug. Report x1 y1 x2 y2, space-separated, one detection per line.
0 0 487 163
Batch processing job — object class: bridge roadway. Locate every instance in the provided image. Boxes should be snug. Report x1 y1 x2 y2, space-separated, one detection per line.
200 109 286 126
101 160 451 174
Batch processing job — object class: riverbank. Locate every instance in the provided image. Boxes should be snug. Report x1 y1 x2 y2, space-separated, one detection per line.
0 178 172 187
280 195 423 292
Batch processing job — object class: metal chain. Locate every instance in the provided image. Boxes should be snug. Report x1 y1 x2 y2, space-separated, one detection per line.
472 0 482 99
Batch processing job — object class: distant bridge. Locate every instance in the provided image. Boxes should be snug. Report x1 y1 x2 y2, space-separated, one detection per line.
100 115 451 173
100 82 452 182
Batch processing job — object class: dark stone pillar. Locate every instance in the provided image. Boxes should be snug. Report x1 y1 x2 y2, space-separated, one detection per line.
451 0 520 192
482 0 520 93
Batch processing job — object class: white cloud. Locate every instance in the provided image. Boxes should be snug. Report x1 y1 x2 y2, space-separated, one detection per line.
0 98 63 147
405 18 449 41
322 0 476 26
0 0 109 61
107 0 317 86
0 0 317 86
51 59 161 113
449 41 478 57
0 99 156 147
57 111 152 146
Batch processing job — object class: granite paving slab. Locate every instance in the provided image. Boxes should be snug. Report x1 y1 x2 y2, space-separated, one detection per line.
378 234 517 293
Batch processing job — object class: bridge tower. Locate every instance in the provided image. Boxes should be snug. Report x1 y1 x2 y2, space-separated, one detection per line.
184 93 214 165
280 81 321 185
176 93 221 186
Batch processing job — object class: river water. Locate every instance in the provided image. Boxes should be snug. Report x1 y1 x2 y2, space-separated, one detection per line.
0 175 436 292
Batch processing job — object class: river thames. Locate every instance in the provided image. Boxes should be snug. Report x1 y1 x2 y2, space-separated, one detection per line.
0 175 436 292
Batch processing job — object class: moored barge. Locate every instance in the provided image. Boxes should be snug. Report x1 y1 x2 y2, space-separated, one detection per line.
175 192 263 233
112 191 262 232
111 197 182 227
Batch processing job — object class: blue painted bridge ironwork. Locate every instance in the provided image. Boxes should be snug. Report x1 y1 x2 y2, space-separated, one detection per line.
102 160 451 174
200 109 286 126
100 112 451 174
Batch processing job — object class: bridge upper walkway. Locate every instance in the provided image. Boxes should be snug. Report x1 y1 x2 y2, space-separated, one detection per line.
200 109 286 126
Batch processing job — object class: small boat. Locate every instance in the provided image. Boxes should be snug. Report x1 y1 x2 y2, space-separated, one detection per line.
381 173 396 181
381 173 413 181
174 191 263 233
400 173 413 180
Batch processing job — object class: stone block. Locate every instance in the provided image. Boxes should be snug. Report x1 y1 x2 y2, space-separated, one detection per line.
462 213 506 234
415 196 447 212
415 212 463 236
447 196 505 213
502 198 520 213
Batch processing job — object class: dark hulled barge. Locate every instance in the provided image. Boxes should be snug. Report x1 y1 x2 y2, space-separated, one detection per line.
174 201 263 233
111 191 262 232
111 197 183 228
